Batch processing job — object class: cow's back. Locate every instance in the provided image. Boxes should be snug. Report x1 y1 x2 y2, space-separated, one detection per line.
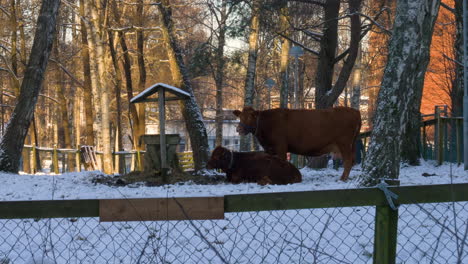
257 107 361 156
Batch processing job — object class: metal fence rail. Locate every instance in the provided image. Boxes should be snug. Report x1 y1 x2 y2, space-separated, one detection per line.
0 183 467 263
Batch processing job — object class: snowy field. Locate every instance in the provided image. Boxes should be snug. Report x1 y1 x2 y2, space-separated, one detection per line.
0 161 467 264
0 160 466 201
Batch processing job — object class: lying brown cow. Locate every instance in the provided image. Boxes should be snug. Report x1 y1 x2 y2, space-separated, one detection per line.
207 146 302 185
233 106 361 181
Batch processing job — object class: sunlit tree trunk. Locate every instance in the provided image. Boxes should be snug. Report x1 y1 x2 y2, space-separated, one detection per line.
360 0 440 186
85 0 113 174
0 0 60 173
110 0 141 152
158 0 210 171
54 40 74 171
9 0 20 96
278 3 291 108
108 31 125 174
240 0 260 151
79 0 95 147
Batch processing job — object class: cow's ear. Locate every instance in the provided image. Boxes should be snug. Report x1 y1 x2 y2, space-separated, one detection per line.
233 110 241 117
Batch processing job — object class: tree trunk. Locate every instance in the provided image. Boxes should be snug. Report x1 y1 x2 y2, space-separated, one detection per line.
54 41 74 171
108 31 125 174
278 4 291 108
85 0 113 174
360 0 440 186
9 0 20 96
0 0 60 173
135 0 146 154
79 0 95 147
214 0 228 148
110 0 142 153
315 0 361 109
240 0 260 151
350 47 362 110
158 0 210 171
452 0 463 118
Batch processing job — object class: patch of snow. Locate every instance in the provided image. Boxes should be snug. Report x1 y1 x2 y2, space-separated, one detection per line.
0 161 466 201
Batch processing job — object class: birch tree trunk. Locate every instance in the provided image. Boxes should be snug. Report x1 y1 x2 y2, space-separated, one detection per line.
359 0 441 186
85 0 113 174
214 0 228 147
239 0 260 151
0 0 60 173
158 1 210 171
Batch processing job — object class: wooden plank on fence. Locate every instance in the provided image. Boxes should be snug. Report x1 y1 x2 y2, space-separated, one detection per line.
225 183 468 212
0 200 99 219
225 188 387 212
99 197 224 222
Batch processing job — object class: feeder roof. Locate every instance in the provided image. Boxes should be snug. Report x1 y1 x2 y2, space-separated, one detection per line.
130 83 190 103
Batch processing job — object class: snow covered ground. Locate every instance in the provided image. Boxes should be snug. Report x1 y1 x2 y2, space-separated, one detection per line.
0 161 467 264
0 159 466 201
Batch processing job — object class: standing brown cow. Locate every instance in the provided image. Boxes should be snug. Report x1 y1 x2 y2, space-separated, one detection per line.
233 106 361 181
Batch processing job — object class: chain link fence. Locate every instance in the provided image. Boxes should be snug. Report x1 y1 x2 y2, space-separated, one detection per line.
0 200 467 264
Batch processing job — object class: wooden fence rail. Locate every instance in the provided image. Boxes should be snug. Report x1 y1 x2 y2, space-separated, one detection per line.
0 183 466 264
23 145 196 174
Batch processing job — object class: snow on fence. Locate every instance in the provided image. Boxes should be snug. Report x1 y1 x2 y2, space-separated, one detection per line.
0 183 467 263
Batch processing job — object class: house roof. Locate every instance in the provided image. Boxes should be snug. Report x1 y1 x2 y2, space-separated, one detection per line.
130 83 190 103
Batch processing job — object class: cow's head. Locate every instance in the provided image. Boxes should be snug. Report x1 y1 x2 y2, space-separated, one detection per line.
207 146 232 170
233 107 259 135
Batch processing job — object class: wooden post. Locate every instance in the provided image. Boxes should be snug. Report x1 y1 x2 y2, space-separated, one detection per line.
436 112 443 165
373 180 399 264
53 145 59 174
136 150 142 171
158 88 168 182
422 124 427 160
31 144 37 174
457 119 462 165
76 146 81 172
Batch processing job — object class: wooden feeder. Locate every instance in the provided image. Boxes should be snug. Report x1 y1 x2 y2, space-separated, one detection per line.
130 83 190 180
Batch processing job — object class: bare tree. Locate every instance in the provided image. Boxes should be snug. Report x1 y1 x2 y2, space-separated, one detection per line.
0 0 61 173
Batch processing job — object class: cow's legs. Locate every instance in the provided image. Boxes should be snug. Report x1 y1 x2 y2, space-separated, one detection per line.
338 144 353 181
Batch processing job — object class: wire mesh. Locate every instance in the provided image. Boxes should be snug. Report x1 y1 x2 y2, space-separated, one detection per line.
397 202 468 264
1 201 467 263
0 207 375 264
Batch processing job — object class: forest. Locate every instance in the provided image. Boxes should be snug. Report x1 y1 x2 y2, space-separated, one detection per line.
0 0 462 186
